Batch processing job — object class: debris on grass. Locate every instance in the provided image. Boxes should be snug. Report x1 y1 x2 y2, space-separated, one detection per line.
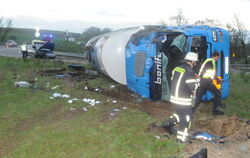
55 74 71 78
46 82 50 87
122 106 128 110
68 100 73 104
113 108 120 112
112 100 117 104
82 107 88 111
84 86 88 90
14 81 30 88
70 107 76 111
110 113 115 116
154 135 160 139
110 85 115 88
51 85 60 90
52 92 70 98
82 98 101 106
192 132 223 142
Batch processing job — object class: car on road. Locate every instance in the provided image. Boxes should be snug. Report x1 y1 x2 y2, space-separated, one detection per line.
34 48 56 59
5 40 17 47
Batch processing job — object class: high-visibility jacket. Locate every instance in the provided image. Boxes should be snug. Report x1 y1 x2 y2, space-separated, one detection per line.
170 63 199 106
198 58 216 80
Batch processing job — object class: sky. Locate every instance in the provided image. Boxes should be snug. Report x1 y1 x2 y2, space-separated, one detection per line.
0 0 250 33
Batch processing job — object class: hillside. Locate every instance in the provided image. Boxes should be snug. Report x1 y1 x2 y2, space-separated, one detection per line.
6 28 81 44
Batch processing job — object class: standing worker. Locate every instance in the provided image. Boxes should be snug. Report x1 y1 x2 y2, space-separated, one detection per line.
163 52 199 143
21 43 28 59
193 51 224 115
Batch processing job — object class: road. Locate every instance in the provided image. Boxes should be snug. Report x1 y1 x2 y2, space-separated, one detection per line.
0 46 84 63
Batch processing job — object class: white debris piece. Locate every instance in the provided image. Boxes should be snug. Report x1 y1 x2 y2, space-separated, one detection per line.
50 97 54 99
83 98 90 103
72 98 79 101
107 99 110 102
52 92 62 98
34 78 38 81
122 106 128 110
113 108 120 112
95 88 99 92
84 86 88 90
51 85 60 90
14 81 30 88
61 94 70 98
46 82 50 88
95 101 101 104
68 100 73 104
110 113 115 116
70 107 76 111
110 85 115 88
82 107 88 111
154 136 160 139
82 98 100 106
112 100 117 104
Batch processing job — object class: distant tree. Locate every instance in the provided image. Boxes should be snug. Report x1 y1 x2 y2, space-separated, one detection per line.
81 26 112 44
227 14 248 64
169 9 189 25
0 17 13 41
193 18 222 27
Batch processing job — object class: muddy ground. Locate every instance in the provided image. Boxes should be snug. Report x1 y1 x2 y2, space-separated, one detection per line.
39 68 250 158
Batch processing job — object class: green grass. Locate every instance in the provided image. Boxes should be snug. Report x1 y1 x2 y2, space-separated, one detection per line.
224 72 250 119
0 57 183 158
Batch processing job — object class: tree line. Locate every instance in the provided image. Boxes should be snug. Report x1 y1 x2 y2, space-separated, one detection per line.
0 11 249 63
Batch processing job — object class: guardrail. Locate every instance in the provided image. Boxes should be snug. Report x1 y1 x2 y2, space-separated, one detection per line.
230 64 250 73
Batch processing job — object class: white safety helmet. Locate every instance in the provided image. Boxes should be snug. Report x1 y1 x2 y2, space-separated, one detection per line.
184 52 198 62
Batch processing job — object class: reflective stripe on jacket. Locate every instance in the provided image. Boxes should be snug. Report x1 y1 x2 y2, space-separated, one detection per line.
198 58 216 80
170 63 199 106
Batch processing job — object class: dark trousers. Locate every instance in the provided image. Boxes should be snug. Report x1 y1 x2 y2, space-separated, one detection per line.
174 105 193 130
194 78 222 112
168 104 193 142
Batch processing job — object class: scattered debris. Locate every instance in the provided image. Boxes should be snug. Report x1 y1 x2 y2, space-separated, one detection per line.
112 100 117 104
122 106 128 110
84 86 88 90
52 92 70 98
50 97 54 99
154 135 160 139
82 107 88 112
110 85 115 88
110 113 115 116
84 69 98 76
70 108 76 111
51 85 60 90
82 98 101 106
95 88 99 92
55 74 71 78
46 82 50 87
192 132 223 142
14 81 30 88
68 100 73 104
113 108 120 112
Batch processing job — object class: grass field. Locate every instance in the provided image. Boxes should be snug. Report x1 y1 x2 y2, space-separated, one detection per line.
0 57 185 158
0 57 249 157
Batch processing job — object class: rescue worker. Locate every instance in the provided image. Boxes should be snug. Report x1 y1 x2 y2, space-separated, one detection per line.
21 43 28 58
193 51 224 115
163 52 199 143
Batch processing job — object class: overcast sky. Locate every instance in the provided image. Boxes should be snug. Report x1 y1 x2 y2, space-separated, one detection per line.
1 0 250 33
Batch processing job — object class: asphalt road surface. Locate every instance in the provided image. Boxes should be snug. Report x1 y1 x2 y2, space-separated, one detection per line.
0 46 84 63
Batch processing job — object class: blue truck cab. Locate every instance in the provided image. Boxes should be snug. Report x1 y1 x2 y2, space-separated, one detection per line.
85 25 230 102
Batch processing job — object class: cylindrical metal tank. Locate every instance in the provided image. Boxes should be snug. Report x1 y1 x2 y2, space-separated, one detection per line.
85 27 140 85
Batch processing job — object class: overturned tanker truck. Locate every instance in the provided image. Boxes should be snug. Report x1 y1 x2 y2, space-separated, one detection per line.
84 25 230 101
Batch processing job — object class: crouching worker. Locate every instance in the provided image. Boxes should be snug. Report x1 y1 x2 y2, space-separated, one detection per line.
163 52 199 143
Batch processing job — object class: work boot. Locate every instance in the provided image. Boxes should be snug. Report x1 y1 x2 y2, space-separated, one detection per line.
212 109 224 115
